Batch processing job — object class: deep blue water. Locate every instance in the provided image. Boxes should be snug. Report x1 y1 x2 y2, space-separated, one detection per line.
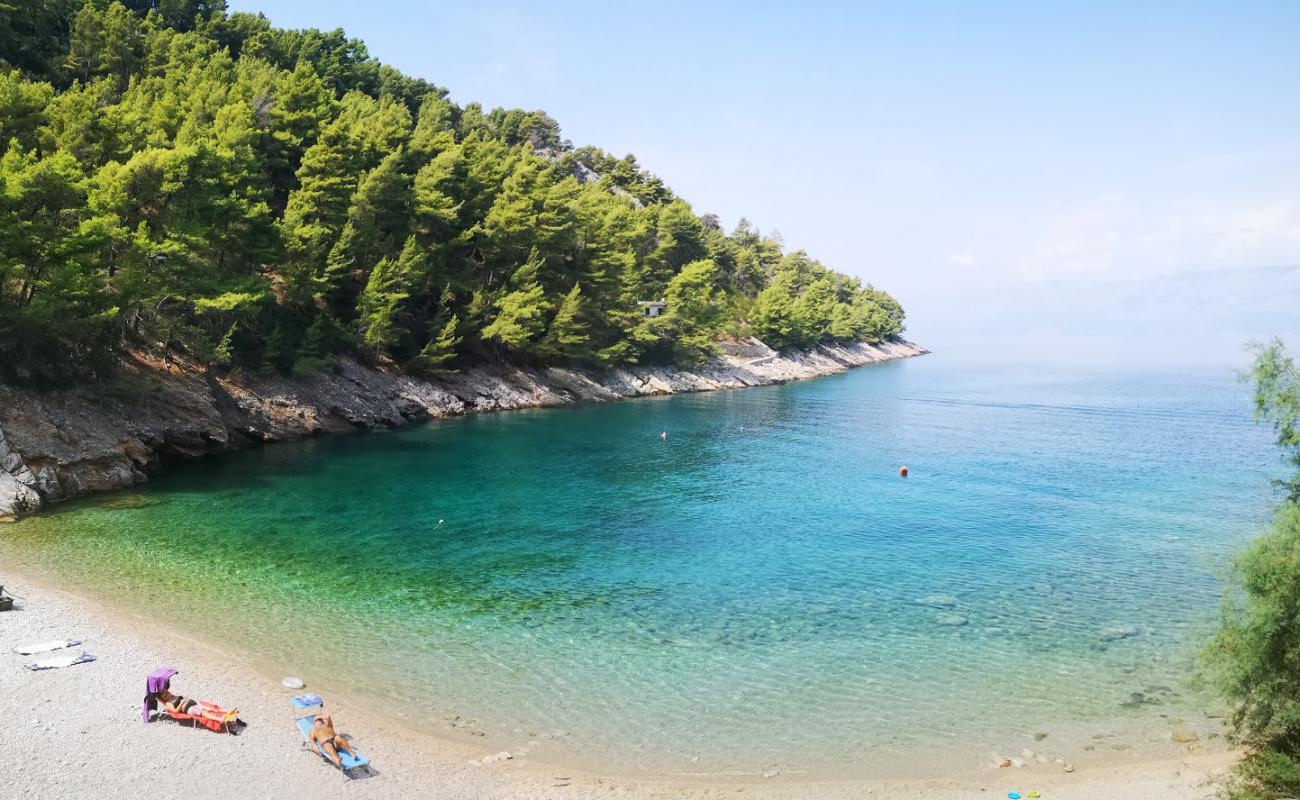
2 355 1281 776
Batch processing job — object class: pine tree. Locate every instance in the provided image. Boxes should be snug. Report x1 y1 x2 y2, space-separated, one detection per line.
409 311 461 374
324 147 413 291
279 116 364 298
536 284 587 360
793 278 837 345
213 321 239 367
480 251 550 350
266 61 335 208
354 237 424 354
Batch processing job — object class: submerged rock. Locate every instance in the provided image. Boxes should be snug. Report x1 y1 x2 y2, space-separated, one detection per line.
1120 691 1163 709
1099 625 1141 642
1171 727 1199 743
915 594 959 608
936 613 969 626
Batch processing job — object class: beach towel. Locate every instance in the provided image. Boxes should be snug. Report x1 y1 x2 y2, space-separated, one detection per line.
26 651 95 671
13 639 80 655
166 700 240 734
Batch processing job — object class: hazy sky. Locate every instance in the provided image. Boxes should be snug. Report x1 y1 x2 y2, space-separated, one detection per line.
229 0 1300 367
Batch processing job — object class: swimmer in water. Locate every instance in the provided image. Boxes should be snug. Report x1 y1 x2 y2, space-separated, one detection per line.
660 431 667 440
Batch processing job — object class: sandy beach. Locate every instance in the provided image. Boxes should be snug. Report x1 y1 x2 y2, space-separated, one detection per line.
0 569 1235 800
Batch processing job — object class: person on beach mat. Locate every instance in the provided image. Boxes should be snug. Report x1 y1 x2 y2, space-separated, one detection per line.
309 714 360 767
143 667 241 733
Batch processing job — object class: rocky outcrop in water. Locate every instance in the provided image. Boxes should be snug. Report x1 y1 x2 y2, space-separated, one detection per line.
0 338 926 519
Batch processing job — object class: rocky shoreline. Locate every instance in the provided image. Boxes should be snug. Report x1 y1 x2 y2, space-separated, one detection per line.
0 338 927 519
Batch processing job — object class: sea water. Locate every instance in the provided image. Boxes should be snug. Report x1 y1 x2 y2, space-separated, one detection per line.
1 356 1280 777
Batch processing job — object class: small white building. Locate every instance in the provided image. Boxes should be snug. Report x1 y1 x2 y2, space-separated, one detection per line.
637 299 666 318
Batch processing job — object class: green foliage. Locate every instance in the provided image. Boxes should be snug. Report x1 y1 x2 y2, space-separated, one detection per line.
643 259 725 365
481 252 550 351
536 283 587 361
355 237 423 354
1247 340 1300 503
408 311 460 375
1202 341 1300 800
193 290 266 314
0 0 905 386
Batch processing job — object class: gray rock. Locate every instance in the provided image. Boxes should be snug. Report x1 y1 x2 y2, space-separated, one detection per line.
0 470 41 519
1099 625 1141 642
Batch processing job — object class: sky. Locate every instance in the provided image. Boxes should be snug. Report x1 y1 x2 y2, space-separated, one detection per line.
229 0 1300 368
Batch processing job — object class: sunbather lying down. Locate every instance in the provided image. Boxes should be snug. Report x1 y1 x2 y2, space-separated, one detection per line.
309 714 358 766
157 688 200 716
157 688 241 732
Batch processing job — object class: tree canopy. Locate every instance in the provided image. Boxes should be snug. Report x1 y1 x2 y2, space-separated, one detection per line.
0 0 905 385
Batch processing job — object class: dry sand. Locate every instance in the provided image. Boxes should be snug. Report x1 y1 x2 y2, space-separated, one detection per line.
0 573 1235 800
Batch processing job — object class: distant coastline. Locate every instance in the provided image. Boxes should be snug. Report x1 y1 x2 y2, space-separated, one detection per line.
0 339 926 519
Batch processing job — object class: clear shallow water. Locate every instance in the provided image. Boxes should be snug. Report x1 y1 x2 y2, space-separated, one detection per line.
1 356 1281 777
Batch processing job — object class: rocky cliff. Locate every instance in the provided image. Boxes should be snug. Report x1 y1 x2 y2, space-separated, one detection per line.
0 338 926 519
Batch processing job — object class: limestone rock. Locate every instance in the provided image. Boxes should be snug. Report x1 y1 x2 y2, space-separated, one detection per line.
1099 626 1140 642
1171 727 1199 743
0 470 41 520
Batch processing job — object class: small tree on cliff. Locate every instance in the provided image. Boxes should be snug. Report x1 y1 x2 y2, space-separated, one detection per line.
1202 340 1300 800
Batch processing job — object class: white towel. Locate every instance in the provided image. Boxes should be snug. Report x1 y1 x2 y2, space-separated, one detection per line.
13 639 80 655
27 651 95 671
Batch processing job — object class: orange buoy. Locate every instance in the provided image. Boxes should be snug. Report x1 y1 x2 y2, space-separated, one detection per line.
899 466 909 477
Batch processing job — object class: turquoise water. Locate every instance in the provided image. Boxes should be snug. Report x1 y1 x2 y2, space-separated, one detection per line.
1 356 1281 777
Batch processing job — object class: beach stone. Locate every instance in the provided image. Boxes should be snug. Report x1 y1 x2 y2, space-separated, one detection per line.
915 594 958 608
1009 758 1026 768
481 751 513 765
1170 727 1199 743
1064 763 1075 773
994 756 1013 768
1099 625 1140 642
1033 731 1048 741
1120 691 1162 709
937 613 969 627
